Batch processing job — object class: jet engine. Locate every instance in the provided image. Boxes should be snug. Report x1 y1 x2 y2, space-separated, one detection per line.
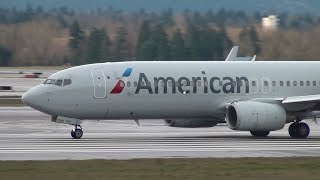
164 119 217 128
226 101 286 131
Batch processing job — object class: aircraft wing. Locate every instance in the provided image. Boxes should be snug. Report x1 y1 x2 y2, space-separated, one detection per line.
282 94 320 104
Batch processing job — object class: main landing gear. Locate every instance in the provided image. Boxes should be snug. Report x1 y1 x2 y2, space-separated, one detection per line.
71 125 83 139
288 122 310 138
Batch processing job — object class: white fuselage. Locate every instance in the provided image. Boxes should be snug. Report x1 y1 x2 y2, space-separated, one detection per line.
22 61 320 122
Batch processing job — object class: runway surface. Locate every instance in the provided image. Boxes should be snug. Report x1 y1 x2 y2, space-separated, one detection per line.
2 106 320 160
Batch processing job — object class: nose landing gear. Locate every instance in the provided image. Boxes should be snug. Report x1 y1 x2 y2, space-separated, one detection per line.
288 122 310 138
71 125 83 139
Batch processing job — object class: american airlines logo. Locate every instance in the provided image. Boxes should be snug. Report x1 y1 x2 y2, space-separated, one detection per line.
111 68 250 95
110 68 133 94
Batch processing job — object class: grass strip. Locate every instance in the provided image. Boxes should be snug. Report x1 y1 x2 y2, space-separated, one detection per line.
0 157 319 180
0 97 23 106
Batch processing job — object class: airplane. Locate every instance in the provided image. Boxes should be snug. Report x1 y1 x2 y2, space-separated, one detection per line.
21 49 320 139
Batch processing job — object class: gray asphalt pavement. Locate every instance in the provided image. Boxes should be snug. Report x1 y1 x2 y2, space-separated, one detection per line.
1 106 320 160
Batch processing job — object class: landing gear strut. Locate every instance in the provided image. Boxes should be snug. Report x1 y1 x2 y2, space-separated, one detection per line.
288 122 310 138
71 125 83 139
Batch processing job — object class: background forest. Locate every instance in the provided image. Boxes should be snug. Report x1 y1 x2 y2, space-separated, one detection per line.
1 4 320 66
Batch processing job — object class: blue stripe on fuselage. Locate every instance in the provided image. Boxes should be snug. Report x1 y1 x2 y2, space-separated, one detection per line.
122 68 133 77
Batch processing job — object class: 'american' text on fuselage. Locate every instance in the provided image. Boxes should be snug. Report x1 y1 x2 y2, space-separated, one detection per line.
135 72 250 94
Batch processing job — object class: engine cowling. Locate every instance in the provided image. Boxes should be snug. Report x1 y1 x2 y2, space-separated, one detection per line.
164 119 217 128
226 101 286 131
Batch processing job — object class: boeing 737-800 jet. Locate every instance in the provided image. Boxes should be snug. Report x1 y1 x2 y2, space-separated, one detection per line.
22 57 320 139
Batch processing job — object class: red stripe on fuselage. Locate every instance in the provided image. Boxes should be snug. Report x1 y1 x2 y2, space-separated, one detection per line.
110 80 125 94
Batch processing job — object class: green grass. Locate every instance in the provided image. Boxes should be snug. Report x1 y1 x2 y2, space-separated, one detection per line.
0 157 319 180
0 97 23 106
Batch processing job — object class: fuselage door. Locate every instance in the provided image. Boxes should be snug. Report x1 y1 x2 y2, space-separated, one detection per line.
91 70 107 98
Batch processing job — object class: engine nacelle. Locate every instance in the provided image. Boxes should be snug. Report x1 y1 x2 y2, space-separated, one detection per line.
226 101 286 131
164 119 217 128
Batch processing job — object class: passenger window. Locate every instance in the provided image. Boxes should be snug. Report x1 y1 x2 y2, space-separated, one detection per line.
293 81 297 86
44 79 55 84
280 81 284 86
306 81 310 86
54 79 63 86
127 81 131 87
286 81 290 86
313 81 317 86
300 81 304 86
272 81 276 86
264 81 268 86
63 79 72 86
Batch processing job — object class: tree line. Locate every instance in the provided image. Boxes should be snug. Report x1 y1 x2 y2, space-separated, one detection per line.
0 6 320 66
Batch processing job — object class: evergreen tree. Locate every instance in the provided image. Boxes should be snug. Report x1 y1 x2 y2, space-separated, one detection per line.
170 29 186 60
86 28 111 63
217 24 233 60
69 20 84 50
186 24 201 60
114 26 129 61
239 26 261 56
248 26 261 54
136 21 151 59
0 46 12 66
151 24 170 61
139 40 158 60
68 20 85 65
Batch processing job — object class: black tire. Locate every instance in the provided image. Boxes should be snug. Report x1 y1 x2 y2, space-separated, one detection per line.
71 130 76 138
71 129 83 139
296 123 310 139
250 131 270 137
73 129 83 139
289 122 299 138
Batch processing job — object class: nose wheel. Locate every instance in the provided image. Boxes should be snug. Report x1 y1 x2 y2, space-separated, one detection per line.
71 125 83 139
288 122 310 138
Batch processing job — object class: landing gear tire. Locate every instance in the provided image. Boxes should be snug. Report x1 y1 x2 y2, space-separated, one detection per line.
289 122 310 138
250 131 270 137
71 127 83 139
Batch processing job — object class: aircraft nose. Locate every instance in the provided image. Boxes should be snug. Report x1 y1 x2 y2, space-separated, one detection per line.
22 85 47 111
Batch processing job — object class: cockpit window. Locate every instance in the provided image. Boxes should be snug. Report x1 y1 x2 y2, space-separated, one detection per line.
44 78 72 86
63 79 72 86
54 79 63 86
44 79 55 84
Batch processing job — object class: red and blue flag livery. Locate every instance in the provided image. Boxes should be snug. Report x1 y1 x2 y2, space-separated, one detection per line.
110 68 133 94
